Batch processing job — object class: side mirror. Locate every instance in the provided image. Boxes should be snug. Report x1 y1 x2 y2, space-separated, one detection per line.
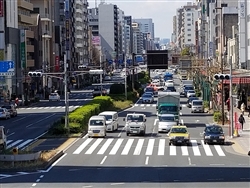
180 106 182 110
145 119 147 122
167 133 170 137
123 118 125 121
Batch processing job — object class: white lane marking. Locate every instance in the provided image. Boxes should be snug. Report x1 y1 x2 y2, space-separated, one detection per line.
0 174 12 177
26 123 33 128
100 156 107 165
180 119 184 125
16 139 33 149
56 106 61 109
134 104 139 106
7 132 15 137
73 138 93 154
179 112 182 116
181 146 189 156
201 140 213 156
121 139 134 155
97 139 113 155
133 139 144 155
69 106 74 108
12 116 27 123
145 156 149 165
152 104 156 107
37 107 44 110
188 157 192 165
110 183 125 186
214 145 226 156
191 140 201 156
32 113 56 125
85 138 103 154
158 139 165 156
7 140 22 149
170 145 176 156
32 183 37 186
109 138 123 155
154 119 158 126
6 140 12 145
140 104 145 107
145 139 155 155
44 107 50 109
146 104 150 107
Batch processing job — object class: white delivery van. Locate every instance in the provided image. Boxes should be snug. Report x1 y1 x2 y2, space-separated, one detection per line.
98 111 118 132
88 116 106 138
191 100 204 113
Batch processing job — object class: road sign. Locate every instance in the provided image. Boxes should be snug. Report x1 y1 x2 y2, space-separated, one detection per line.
0 61 15 76
126 59 132 65
118 59 123 64
108 60 113 64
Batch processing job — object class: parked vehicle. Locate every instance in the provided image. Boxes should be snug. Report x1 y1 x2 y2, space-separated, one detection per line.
1 104 17 117
0 108 11 119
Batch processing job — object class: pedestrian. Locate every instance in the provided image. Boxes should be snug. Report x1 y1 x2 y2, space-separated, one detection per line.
241 102 246 115
238 114 245 130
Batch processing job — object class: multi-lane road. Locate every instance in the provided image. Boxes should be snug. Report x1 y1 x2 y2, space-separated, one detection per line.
1 74 250 188
2 90 93 151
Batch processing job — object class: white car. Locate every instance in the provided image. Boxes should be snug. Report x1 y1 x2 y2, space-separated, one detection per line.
49 93 60 101
187 90 196 98
0 108 11 119
104 76 112 81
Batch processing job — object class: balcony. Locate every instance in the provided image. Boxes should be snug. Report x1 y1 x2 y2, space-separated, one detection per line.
75 9 82 14
18 0 33 11
75 17 83 22
18 14 34 25
76 34 82 39
42 32 52 39
40 14 51 22
27 59 35 67
75 26 83 31
26 30 34 38
26 44 34 52
76 43 83 48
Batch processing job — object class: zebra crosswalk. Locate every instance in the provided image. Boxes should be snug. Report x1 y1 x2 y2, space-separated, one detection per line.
134 104 187 107
18 105 80 110
72 138 226 157
6 139 34 150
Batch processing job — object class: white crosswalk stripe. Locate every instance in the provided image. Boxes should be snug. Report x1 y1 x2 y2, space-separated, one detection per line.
134 104 157 107
6 139 35 150
72 138 227 157
18 105 81 110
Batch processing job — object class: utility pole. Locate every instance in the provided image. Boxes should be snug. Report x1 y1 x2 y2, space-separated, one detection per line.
229 56 234 138
132 53 135 90
124 55 127 100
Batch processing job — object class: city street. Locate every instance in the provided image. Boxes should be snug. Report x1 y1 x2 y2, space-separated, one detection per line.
1 90 93 151
0 73 249 187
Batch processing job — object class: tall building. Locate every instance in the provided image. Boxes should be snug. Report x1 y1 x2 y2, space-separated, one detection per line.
132 22 143 54
88 3 119 61
124 16 133 56
176 7 184 49
118 9 126 62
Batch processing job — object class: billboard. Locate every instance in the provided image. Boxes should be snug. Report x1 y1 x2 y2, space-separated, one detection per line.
92 36 101 46
55 56 60 72
20 30 26 69
147 50 168 69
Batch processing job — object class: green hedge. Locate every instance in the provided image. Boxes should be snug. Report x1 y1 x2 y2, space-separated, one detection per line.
213 111 222 122
49 96 113 135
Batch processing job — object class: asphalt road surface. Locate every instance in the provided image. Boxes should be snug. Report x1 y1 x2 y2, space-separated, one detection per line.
1 73 250 187
2 90 93 151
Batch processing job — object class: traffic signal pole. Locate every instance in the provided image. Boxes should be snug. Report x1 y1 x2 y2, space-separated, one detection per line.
64 54 69 133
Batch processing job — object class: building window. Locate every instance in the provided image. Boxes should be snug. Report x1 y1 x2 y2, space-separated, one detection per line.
187 18 191 21
187 39 191 41
187 24 191 26
187 34 191 36
187 29 191 31
187 13 191 16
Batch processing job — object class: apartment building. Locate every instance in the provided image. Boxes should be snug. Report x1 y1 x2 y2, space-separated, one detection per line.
132 22 143 54
118 9 126 61
124 16 133 56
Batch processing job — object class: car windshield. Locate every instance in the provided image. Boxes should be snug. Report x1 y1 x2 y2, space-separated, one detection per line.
189 97 198 102
143 95 151 98
171 128 187 133
51 93 57 96
188 90 195 93
193 101 203 105
89 120 104 126
159 116 175 122
127 115 144 122
0 109 4 112
145 92 153 95
101 115 112 121
0 130 2 139
2 106 11 109
185 87 194 91
206 126 223 134
145 88 154 92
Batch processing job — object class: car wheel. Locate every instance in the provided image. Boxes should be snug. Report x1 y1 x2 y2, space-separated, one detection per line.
221 141 225 145
204 141 207 145
169 142 171 146
126 133 129 136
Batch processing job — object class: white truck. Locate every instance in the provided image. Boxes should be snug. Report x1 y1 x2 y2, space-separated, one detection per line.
0 126 8 150
124 113 146 136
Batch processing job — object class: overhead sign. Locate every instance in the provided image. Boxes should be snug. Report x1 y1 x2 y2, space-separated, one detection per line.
108 60 113 64
89 70 103 75
0 61 15 76
65 20 70 50
65 0 69 11
240 2 245 18
0 0 3 17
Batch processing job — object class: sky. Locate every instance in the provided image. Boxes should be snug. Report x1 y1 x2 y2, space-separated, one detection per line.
88 0 189 39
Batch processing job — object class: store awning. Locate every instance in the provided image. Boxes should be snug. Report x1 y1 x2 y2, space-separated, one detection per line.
223 77 250 84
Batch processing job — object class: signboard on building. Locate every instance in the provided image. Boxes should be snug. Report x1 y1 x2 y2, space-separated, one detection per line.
20 30 26 69
65 20 70 50
55 56 60 72
92 36 101 46
0 0 3 17
240 2 245 18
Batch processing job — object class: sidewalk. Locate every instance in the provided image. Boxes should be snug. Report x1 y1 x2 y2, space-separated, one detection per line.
227 107 250 156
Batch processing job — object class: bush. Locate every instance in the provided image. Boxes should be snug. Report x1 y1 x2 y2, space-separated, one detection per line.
213 111 222 122
49 96 113 135
203 101 209 108
195 89 201 97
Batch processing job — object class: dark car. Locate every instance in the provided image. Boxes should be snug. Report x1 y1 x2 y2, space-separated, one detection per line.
181 85 194 96
202 124 225 145
166 86 176 92
2 104 17 117
187 97 199 108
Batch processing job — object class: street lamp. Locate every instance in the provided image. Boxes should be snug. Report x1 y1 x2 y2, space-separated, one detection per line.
215 6 225 125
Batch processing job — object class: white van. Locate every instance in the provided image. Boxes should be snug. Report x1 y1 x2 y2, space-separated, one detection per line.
88 116 106 138
98 111 119 132
191 100 204 113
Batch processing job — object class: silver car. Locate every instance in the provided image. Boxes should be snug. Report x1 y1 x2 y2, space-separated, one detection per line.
158 114 177 133
141 94 154 103
0 108 11 119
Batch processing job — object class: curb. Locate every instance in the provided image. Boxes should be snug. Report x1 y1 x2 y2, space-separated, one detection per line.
227 137 248 156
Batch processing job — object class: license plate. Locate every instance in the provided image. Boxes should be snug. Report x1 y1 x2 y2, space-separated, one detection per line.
213 140 217 142
94 134 99 137
133 131 137 133
177 140 182 143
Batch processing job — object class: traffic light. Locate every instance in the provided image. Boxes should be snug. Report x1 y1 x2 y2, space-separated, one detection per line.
78 65 87 69
214 74 230 80
28 72 43 77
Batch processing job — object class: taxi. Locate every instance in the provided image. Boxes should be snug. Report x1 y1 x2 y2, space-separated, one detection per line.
168 125 190 146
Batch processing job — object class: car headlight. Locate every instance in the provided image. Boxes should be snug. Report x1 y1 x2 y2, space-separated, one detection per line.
169 136 175 139
219 136 225 139
205 136 210 139
184 136 189 139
